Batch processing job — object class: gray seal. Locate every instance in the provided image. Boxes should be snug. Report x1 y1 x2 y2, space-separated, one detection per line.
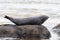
4 15 49 25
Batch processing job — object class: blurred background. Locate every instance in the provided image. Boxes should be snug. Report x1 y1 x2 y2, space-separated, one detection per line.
0 0 60 40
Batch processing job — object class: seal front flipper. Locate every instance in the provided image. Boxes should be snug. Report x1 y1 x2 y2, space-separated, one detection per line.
4 15 49 25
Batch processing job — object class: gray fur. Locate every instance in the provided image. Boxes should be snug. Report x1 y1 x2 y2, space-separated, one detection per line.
4 15 49 25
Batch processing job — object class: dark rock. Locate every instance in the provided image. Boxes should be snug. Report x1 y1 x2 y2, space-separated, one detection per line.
16 25 51 39
0 24 51 40
53 24 60 29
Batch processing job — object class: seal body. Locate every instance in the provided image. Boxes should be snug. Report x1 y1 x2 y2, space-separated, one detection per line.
4 15 49 25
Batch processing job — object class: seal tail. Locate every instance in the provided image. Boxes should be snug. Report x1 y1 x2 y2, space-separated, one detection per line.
38 15 49 25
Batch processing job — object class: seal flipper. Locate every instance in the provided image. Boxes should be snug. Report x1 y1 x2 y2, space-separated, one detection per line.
4 15 49 25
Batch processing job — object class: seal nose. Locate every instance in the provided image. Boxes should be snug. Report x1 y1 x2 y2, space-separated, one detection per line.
5 16 9 19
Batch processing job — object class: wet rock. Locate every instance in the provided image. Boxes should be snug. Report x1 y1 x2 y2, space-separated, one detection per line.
18 25 51 39
0 24 18 38
53 24 60 29
15 25 51 40
52 24 60 36
0 24 51 40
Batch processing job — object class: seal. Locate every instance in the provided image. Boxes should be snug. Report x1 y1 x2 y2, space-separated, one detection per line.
4 15 49 25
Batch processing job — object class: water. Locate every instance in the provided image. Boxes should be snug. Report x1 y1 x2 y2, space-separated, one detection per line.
0 0 60 40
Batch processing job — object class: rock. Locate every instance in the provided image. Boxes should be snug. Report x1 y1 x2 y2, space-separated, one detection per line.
53 24 60 29
52 24 60 36
0 24 51 40
17 25 51 39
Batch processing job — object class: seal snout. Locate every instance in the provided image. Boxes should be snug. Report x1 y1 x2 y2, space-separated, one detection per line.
5 15 10 19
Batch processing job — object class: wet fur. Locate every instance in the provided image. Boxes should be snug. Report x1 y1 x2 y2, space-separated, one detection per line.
4 15 49 25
